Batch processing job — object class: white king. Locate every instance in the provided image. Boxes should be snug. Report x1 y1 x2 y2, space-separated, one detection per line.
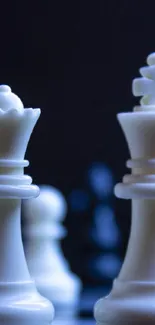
0 85 54 325
94 53 155 325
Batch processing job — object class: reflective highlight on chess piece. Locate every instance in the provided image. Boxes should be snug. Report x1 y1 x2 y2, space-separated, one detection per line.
94 52 155 325
23 185 81 319
0 85 54 325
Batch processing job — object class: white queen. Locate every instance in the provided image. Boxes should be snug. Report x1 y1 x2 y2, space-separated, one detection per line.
0 85 54 325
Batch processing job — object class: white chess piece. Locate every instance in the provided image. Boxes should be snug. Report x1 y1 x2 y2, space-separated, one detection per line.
94 52 155 325
0 85 54 325
23 185 82 319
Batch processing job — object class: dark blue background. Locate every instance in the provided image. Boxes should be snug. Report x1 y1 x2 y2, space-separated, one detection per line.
1 0 155 317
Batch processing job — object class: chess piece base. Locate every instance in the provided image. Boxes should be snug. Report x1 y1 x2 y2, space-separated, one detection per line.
95 279 155 325
0 281 54 325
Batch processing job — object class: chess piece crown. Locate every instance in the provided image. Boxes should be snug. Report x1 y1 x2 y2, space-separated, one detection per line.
23 185 81 319
115 52 155 199
94 52 155 325
0 85 54 325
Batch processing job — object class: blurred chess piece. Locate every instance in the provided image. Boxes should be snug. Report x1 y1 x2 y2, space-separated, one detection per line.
89 204 121 281
87 162 114 200
22 185 81 319
88 163 121 278
73 162 122 317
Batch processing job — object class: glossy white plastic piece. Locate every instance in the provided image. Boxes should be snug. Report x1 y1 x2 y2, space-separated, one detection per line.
0 85 54 325
94 53 155 325
23 185 82 319
0 85 24 111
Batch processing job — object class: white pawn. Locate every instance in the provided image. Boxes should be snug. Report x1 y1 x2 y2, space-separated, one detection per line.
22 185 81 319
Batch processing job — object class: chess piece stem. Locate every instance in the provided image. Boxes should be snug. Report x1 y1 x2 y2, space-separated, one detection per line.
0 200 31 281
119 200 155 282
